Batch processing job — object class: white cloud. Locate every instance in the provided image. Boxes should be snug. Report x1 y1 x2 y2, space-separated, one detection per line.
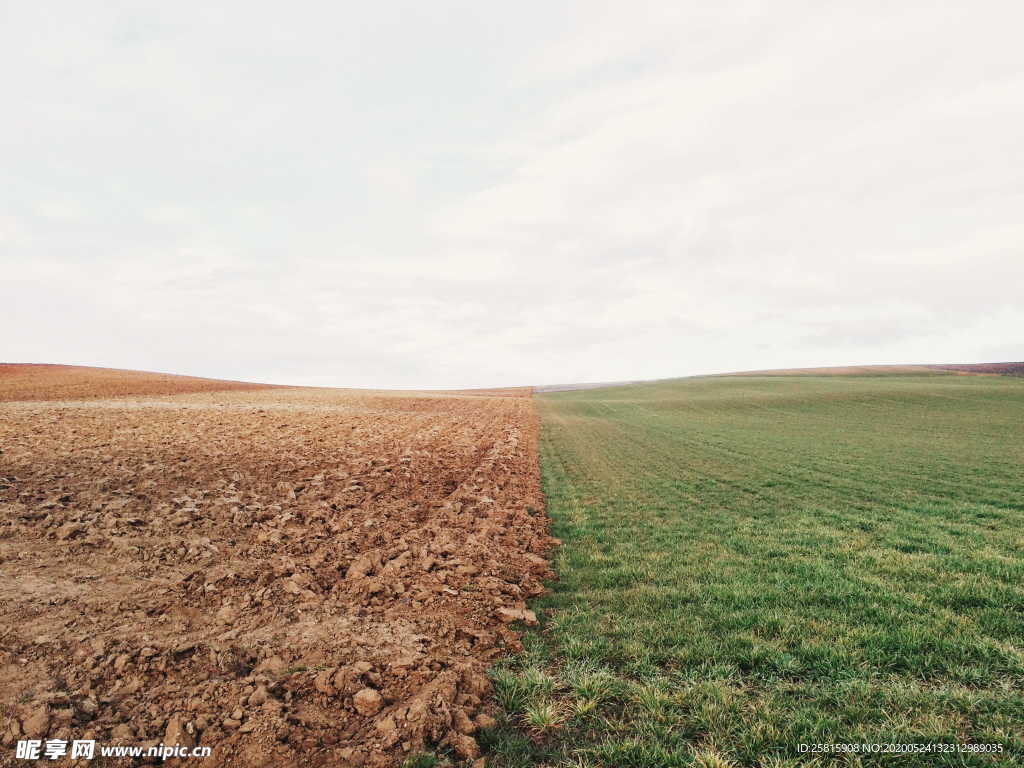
2 2 1021 388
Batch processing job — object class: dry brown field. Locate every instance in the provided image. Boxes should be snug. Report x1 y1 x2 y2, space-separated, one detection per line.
0 366 552 767
0 365 280 403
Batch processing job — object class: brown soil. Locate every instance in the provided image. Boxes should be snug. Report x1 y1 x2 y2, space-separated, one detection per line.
0 369 552 767
0 365 278 403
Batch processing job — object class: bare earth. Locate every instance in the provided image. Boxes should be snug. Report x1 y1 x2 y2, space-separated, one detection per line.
0 365 280 403
0 367 553 767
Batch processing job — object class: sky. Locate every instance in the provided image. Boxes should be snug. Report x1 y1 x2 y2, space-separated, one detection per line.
3 1 1022 389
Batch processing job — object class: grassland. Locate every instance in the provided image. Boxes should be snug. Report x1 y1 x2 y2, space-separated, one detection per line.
484 374 1024 767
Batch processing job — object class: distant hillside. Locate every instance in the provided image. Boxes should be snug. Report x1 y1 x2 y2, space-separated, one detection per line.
0 364 276 402
927 362 1024 376
534 380 642 393
723 365 935 377
722 362 1024 377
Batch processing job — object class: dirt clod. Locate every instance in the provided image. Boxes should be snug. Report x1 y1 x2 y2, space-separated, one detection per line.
165 714 195 749
496 607 538 625
21 707 49 739
352 688 384 717
448 731 480 760
475 713 497 731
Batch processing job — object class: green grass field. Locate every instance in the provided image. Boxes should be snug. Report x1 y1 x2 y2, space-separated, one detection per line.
483 374 1024 767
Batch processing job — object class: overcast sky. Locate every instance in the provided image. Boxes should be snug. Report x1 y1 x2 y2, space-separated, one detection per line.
3 2 1022 388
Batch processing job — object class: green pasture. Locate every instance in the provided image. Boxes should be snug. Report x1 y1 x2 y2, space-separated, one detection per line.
485 373 1024 767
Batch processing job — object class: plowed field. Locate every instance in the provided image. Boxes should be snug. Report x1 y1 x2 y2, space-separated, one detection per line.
0 367 553 767
0 364 279 402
